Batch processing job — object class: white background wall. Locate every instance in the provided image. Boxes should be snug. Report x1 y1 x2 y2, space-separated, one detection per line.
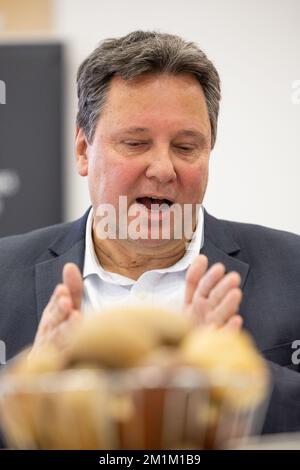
53 0 300 234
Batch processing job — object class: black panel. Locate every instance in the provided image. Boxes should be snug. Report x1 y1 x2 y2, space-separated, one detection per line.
0 43 63 236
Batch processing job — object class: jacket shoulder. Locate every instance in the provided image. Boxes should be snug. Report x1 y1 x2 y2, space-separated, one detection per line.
0 221 75 268
204 210 300 263
214 217 300 270
225 218 300 251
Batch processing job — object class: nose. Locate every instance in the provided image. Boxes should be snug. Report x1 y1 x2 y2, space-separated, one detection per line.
145 148 177 184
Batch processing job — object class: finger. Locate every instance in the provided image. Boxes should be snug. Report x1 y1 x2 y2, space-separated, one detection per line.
208 271 241 309
192 262 225 301
49 310 82 351
67 310 82 329
47 293 73 330
57 295 73 322
48 284 68 312
39 284 70 330
207 288 242 327
224 315 243 331
184 255 208 306
63 263 83 310
188 297 210 326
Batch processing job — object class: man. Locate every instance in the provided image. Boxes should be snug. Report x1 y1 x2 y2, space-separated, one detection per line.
0 31 300 434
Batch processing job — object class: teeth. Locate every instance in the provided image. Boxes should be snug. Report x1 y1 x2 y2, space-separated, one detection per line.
150 196 169 201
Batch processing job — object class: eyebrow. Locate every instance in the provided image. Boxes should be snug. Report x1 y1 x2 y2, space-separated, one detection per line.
175 129 208 143
117 127 208 141
117 127 149 134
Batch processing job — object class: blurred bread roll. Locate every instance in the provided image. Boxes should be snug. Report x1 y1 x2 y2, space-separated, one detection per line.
66 305 191 369
66 315 154 369
181 327 268 409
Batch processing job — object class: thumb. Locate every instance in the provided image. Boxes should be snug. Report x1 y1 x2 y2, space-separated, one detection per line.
63 263 83 310
224 315 243 332
184 254 208 306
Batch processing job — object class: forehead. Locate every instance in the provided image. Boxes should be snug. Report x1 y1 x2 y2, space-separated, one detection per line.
98 73 210 133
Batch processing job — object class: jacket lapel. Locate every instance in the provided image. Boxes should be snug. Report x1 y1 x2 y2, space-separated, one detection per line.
201 210 250 289
35 210 89 322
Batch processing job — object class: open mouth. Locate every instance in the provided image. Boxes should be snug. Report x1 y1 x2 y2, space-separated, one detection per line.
136 197 173 211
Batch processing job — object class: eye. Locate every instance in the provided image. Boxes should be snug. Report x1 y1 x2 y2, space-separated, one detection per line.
174 144 196 152
124 141 147 147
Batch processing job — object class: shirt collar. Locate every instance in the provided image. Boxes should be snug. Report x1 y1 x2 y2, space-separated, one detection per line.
83 205 204 284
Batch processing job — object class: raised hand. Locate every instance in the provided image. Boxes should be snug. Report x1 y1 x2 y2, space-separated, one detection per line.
29 263 83 358
184 254 243 330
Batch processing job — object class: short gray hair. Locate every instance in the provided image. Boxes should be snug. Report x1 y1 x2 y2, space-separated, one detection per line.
77 30 221 148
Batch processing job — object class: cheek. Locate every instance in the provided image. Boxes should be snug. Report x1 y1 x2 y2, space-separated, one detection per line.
179 163 209 203
88 152 143 205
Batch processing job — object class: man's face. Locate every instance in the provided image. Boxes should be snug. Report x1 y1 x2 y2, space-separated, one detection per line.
76 73 211 246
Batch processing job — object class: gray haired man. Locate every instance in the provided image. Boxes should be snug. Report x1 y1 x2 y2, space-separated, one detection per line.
0 31 300 434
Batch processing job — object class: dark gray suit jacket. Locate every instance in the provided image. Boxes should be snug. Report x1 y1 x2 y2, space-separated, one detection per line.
1 208 300 434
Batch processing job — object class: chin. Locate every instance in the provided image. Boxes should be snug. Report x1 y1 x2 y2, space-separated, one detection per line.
127 235 180 249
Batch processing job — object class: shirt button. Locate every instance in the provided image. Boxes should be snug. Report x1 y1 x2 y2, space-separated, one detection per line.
135 292 147 300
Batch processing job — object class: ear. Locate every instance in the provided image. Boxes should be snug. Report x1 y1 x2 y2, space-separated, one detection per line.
75 127 89 176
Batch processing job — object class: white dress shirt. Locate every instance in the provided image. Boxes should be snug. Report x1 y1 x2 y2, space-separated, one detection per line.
82 206 204 314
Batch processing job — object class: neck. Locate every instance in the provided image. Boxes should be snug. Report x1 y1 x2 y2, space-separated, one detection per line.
92 227 187 281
